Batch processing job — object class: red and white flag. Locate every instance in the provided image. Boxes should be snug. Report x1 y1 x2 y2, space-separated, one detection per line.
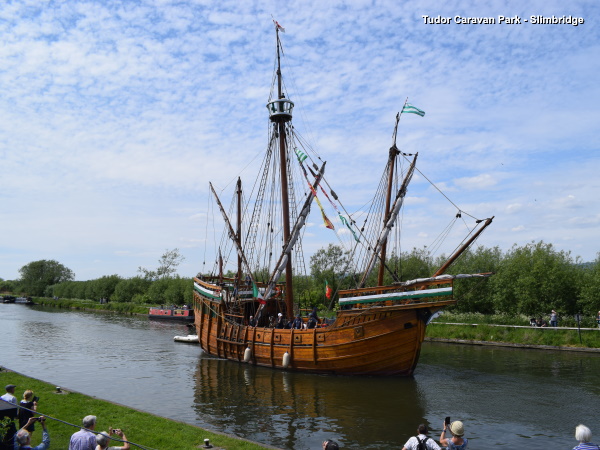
274 20 285 33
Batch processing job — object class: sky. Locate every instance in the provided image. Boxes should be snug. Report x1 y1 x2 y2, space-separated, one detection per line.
1 0 599 282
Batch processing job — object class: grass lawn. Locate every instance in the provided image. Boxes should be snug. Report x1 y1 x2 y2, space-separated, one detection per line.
0 369 272 450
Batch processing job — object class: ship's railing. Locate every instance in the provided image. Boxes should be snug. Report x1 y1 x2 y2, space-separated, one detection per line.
339 279 454 308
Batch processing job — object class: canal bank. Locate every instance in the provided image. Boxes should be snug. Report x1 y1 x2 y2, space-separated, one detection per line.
0 368 276 450
427 320 600 349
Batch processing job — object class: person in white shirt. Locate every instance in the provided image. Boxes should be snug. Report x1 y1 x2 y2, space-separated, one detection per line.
1 384 17 406
402 424 441 450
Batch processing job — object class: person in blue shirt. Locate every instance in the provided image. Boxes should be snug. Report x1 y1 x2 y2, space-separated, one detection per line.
14 417 49 450
572 424 598 450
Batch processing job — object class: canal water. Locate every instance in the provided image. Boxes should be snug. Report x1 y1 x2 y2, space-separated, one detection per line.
1 304 598 449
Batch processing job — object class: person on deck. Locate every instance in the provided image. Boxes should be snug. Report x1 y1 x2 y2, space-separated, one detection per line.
248 316 257 327
69 415 97 450
402 424 441 450
571 424 598 450
440 420 468 449
307 307 319 329
14 417 49 450
275 313 285 329
292 315 303 329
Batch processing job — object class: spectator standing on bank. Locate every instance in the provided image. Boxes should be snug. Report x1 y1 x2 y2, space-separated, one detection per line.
550 310 558 328
440 420 468 449
1 384 18 450
17 391 37 432
14 416 49 450
402 424 441 450
69 415 97 450
571 424 598 450
596 311 600 329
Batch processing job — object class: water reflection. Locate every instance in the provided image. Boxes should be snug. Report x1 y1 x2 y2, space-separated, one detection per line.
192 356 425 449
1 305 598 450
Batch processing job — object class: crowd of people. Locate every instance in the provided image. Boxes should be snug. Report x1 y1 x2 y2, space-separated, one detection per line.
396 420 599 450
247 307 323 330
3 382 598 449
1 384 129 450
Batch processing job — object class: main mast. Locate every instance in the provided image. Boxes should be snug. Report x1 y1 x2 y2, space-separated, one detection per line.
268 25 295 318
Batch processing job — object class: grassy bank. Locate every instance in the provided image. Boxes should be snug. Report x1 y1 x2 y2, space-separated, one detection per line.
429 312 600 348
0 369 272 449
32 297 151 315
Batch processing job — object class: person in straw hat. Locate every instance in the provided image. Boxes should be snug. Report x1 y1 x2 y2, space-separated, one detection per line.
440 420 468 449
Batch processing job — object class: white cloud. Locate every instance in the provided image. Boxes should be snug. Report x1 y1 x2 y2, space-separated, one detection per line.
1 0 599 281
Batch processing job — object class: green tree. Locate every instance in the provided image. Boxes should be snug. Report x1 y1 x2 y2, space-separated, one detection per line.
138 249 185 280
91 275 122 300
18 260 75 296
310 244 352 308
0 278 16 293
112 277 152 303
578 254 600 317
448 245 503 313
492 241 580 316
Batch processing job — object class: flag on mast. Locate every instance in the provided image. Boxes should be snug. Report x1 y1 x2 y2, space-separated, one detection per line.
401 103 425 117
253 281 266 305
274 20 285 33
325 280 332 299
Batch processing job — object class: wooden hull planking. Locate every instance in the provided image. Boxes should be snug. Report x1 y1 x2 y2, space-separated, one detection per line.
193 278 453 376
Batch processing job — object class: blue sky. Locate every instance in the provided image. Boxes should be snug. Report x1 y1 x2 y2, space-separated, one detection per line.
1 0 599 281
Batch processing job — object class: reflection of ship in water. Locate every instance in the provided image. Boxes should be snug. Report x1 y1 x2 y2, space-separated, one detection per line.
192 354 428 449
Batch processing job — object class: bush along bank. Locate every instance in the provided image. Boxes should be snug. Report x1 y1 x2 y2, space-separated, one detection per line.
0 369 273 450
428 313 600 349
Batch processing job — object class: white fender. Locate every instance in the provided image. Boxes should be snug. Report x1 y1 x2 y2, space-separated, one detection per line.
244 347 252 362
282 351 290 368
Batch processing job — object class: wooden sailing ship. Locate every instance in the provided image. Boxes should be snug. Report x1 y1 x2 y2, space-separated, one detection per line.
192 23 493 376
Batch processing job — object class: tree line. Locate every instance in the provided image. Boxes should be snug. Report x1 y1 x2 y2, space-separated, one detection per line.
306 240 600 319
2 242 599 319
0 249 193 305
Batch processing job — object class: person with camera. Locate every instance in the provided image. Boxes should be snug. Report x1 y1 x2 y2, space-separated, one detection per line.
17 391 37 433
439 420 468 449
401 424 441 450
14 416 49 450
95 429 130 450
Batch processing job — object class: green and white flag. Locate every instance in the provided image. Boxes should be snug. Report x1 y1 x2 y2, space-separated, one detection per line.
401 103 425 117
295 147 308 163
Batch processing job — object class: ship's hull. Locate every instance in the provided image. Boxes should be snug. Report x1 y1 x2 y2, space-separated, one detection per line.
193 282 453 376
